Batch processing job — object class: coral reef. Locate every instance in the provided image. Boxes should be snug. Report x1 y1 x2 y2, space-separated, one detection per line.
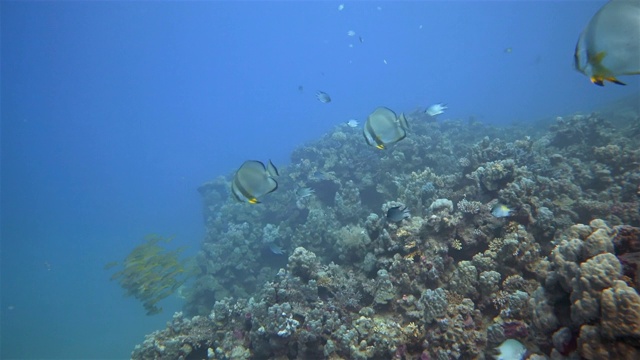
531 220 640 359
132 101 640 358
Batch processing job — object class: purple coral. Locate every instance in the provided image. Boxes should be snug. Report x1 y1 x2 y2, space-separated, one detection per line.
502 321 528 339
552 327 576 356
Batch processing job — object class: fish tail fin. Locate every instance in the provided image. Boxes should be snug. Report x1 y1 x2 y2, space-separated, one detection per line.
591 76 627 86
609 77 626 85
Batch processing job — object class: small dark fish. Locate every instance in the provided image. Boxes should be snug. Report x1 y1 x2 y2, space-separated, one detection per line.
298 85 304 93
359 36 364 43
386 206 410 223
316 91 331 103
104 261 119 270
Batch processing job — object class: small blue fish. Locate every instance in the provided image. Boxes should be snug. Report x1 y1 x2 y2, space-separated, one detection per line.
268 243 285 255
310 171 328 181
491 204 512 218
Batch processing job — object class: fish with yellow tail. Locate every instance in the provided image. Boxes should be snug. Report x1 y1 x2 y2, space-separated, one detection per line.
574 0 640 86
491 204 513 218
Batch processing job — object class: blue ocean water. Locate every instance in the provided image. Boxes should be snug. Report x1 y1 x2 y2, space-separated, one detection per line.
1 1 638 359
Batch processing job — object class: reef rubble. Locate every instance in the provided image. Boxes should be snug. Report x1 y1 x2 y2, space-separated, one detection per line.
132 101 640 360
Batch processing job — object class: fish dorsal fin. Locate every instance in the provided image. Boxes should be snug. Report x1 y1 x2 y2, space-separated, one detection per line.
267 160 279 177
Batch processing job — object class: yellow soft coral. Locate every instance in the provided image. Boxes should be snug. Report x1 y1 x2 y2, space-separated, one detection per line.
107 234 192 315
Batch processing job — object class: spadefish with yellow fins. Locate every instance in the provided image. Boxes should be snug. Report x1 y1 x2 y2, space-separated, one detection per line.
363 107 409 150
574 0 640 86
231 160 279 204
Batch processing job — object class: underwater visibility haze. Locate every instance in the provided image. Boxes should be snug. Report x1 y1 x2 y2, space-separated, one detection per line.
1 1 639 359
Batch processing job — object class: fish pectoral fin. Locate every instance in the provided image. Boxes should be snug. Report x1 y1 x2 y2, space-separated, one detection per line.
589 51 626 86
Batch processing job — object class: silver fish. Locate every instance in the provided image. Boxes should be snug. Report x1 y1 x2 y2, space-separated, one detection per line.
426 103 447 117
268 243 285 255
295 187 315 199
363 107 409 149
316 91 331 103
231 160 279 204
574 0 640 86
